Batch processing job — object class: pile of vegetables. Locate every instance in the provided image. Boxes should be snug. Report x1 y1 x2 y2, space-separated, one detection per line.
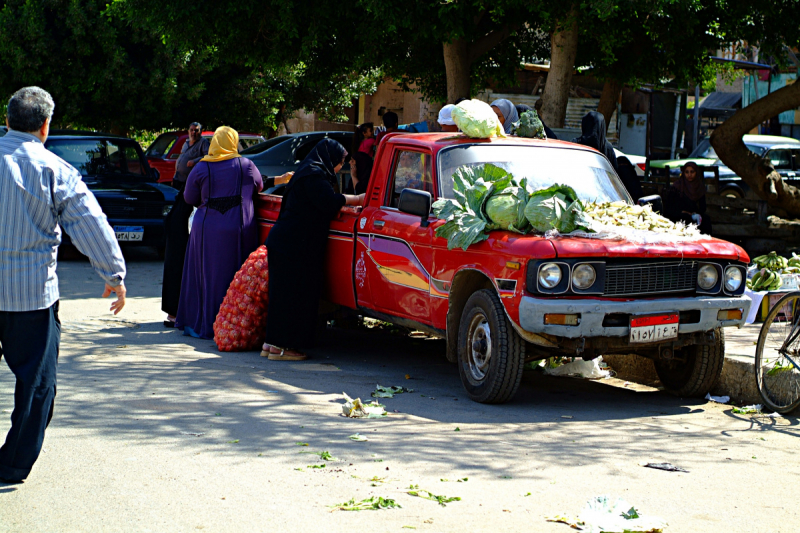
451 99 505 139
213 245 270 351
432 164 587 250
747 251 800 291
582 201 700 237
511 110 546 139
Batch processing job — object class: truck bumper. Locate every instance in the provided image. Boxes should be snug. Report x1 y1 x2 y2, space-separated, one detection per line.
518 295 751 339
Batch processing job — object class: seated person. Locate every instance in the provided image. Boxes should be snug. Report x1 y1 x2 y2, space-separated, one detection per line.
662 162 711 234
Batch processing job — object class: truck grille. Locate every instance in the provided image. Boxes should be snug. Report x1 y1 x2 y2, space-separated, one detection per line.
604 261 697 296
97 200 164 219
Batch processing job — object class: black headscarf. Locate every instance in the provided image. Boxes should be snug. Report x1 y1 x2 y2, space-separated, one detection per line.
572 111 618 172
286 138 347 194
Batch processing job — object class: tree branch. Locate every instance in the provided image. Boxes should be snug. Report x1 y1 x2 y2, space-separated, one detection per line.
468 25 514 65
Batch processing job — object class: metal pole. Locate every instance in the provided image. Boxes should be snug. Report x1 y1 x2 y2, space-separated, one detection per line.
670 94 682 159
693 84 700 153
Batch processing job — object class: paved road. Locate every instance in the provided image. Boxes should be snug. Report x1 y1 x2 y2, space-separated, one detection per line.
1 249 798 532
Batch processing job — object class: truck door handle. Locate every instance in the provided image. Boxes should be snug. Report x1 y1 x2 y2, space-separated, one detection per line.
374 220 385 228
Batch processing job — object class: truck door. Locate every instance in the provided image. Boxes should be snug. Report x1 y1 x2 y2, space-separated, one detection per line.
356 148 435 323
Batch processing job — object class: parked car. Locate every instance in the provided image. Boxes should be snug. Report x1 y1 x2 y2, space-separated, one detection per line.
255 132 750 404
242 131 354 194
145 130 266 185
45 134 178 254
613 148 646 177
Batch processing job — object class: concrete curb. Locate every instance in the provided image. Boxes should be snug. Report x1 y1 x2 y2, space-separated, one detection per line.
603 353 763 404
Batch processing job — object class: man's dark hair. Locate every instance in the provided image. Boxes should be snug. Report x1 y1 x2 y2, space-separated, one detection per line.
7 87 55 132
189 122 202 129
382 111 399 129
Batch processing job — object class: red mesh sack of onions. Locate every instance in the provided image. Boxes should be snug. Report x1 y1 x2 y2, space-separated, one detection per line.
213 245 270 351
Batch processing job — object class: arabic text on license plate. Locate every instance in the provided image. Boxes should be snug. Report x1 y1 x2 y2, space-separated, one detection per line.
629 314 679 344
114 226 144 242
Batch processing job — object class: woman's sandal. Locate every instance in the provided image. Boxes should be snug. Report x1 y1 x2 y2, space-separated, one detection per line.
260 343 273 358
267 345 308 361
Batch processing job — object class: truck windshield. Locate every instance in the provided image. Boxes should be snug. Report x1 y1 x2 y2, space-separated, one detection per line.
437 145 631 203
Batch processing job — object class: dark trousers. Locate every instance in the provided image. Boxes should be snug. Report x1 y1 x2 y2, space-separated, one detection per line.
161 181 192 316
0 302 60 481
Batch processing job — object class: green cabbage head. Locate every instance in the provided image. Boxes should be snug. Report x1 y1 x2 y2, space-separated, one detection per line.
452 99 505 139
484 186 530 233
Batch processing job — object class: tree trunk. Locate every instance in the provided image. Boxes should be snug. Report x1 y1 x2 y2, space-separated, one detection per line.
443 39 472 103
711 82 800 216
597 78 622 132
540 10 579 128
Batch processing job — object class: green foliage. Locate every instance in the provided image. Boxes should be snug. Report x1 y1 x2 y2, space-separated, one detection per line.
333 496 401 511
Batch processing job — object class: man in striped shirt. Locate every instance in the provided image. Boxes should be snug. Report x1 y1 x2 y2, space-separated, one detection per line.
0 87 127 484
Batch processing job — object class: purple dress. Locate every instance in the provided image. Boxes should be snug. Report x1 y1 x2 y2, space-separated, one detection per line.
175 158 263 339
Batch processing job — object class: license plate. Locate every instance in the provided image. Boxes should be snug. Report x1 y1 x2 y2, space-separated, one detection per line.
629 313 679 344
114 226 144 242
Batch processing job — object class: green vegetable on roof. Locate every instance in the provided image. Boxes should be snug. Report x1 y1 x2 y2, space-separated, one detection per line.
451 99 505 139
512 110 546 139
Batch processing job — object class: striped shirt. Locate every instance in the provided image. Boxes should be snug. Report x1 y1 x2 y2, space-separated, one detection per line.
0 130 126 312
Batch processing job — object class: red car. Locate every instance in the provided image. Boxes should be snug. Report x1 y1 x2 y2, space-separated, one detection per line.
146 130 266 184
256 133 751 404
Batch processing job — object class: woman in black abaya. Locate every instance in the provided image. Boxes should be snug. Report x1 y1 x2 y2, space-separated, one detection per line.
262 139 364 360
571 111 619 173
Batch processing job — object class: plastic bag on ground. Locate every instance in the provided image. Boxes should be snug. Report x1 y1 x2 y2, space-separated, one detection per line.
543 357 610 379
213 245 269 352
579 496 667 533
705 393 730 404
342 393 387 418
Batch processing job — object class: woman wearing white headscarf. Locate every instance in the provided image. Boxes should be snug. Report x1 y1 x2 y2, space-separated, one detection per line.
437 104 459 132
490 99 519 134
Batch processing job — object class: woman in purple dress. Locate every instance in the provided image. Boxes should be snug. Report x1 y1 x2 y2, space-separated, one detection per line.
175 126 263 339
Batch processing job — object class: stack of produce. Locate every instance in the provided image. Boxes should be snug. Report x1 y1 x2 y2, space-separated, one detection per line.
511 110 546 139
748 251 789 291
451 100 505 138
213 245 270 352
582 201 700 237
432 164 588 250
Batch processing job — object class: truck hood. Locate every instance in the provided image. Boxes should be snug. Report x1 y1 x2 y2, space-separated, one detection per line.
548 236 747 262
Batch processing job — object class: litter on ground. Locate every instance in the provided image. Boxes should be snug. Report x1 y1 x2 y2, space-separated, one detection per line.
371 384 414 398
732 404 763 414
548 495 667 532
349 433 369 441
705 393 730 404
643 462 689 473
543 357 610 379
342 392 388 418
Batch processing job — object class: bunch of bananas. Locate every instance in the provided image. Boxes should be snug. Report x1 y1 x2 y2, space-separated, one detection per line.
789 253 800 269
748 268 783 291
752 251 788 270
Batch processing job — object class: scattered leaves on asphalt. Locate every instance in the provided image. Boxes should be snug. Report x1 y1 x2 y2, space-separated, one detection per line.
308 464 326 469
296 442 309 446
454 427 460 431
407 486 461 507
332 496 401 511
227 440 239 444
349 433 368 442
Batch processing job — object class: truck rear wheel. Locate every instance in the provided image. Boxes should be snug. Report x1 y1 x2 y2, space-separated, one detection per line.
457 289 525 404
654 328 725 397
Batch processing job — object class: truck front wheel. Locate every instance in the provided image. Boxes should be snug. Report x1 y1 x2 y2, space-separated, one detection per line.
654 328 725 397
457 289 525 404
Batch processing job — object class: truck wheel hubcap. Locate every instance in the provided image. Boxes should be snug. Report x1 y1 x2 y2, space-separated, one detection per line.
468 314 492 381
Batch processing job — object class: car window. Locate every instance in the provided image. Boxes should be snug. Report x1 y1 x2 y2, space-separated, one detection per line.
239 136 266 149
145 133 178 158
294 138 321 163
769 149 792 170
387 150 433 208
438 145 630 204
47 139 149 178
241 135 290 155
745 143 767 157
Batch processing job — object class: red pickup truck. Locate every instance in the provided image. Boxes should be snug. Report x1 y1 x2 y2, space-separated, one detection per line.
256 133 751 404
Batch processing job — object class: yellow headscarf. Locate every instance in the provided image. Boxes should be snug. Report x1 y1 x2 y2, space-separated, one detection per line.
201 126 242 162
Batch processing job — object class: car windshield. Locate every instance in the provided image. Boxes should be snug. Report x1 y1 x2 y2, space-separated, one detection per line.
47 139 150 179
437 144 631 203
241 135 290 155
144 133 178 157
745 143 767 157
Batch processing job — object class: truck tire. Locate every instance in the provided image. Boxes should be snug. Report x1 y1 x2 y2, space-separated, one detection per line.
654 328 725 397
457 289 525 404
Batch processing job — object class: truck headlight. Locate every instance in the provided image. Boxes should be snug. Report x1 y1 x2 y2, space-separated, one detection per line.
162 204 173 217
724 267 743 292
538 263 562 289
572 264 596 290
698 264 718 290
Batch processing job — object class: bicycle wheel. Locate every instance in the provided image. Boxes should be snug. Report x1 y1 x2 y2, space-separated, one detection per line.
754 292 800 414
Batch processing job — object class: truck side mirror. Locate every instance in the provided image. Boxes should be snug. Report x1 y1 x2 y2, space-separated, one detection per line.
638 194 662 214
398 188 432 227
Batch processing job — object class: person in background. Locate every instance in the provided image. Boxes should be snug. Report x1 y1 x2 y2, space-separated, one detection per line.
490 98 520 135
571 112 619 173
437 104 459 132
615 156 643 202
262 139 364 361
161 122 210 327
532 99 558 139
175 127 263 339
376 111 399 144
663 162 711 234
0 86 127 483
351 123 375 195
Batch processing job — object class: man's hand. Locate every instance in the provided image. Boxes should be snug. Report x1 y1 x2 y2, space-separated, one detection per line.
102 282 127 315
187 160 196 168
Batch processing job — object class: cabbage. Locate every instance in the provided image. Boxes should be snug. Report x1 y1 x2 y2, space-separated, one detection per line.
524 184 584 233
512 110 546 139
484 186 530 233
451 99 505 138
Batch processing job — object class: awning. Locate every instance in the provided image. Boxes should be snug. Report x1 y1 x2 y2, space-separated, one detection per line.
709 56 772 71
698 91 742 118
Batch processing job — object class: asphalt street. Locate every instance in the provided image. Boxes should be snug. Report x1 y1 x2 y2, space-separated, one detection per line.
0 247 798 533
